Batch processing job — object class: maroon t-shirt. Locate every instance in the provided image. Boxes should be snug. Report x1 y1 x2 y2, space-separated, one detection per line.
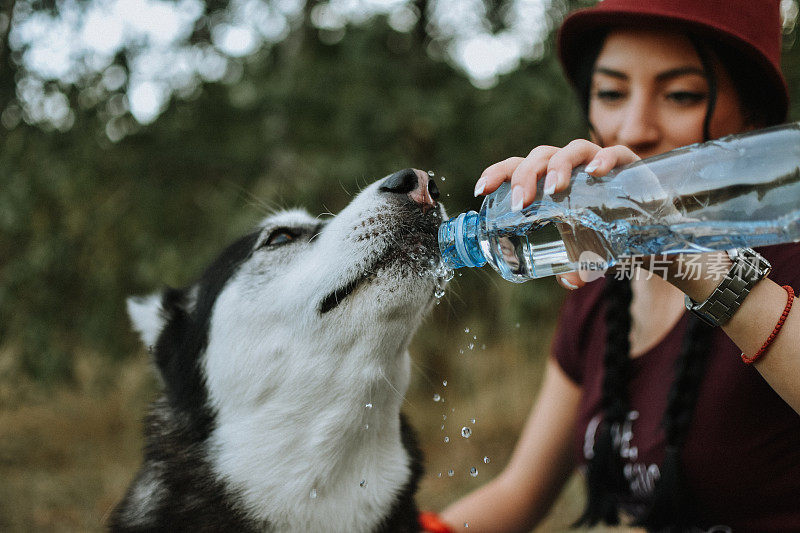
552 243 800 531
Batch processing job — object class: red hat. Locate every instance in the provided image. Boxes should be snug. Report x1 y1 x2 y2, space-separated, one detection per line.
557 0 788 124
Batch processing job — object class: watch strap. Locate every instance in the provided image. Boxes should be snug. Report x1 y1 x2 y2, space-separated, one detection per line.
684 248 771 327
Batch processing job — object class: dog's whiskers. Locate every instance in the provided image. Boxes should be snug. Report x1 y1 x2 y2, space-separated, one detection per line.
379 368 414 409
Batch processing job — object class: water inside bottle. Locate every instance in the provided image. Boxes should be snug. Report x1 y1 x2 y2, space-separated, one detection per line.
480 219 574 281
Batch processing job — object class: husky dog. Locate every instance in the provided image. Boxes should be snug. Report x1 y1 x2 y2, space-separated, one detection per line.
110 169 446 532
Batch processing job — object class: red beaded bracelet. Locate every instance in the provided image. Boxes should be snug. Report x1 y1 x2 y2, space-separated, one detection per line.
741 285 794 365
419 511 455 533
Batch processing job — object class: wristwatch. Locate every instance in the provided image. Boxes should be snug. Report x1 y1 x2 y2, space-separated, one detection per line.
684 248 772 327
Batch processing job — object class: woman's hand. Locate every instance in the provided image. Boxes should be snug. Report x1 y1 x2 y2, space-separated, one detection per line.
474 140 641 290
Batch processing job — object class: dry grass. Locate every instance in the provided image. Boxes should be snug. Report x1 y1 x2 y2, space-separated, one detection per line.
0 317 634 532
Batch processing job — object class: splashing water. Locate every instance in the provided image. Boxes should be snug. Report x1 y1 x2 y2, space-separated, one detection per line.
444 436 450 443
461 427 472 438
470 467 478 477
448 469 454 477
484 456 490 464
464 327 470 333
442 380 448 387
433 394 441 402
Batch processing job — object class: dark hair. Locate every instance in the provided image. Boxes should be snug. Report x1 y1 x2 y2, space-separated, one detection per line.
572 29 737 531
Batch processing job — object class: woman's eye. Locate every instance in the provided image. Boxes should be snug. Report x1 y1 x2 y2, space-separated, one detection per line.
667 91 707 105
260 230 296 248
593 89 625 102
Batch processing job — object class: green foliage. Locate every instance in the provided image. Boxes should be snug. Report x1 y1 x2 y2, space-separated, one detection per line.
3 3 799 382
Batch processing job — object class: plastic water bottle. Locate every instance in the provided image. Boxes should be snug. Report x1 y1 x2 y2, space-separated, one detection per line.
438 122 800 283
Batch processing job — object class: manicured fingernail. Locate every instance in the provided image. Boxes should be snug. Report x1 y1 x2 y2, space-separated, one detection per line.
585 158 600 173
474 177 486 196
543 170 557 195
559 277 579 290
511 185 524 211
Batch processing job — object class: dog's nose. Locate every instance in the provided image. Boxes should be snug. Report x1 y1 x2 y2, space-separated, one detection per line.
380 168 438 209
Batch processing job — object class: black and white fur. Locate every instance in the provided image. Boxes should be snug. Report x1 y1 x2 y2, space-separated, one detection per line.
110 169 446 532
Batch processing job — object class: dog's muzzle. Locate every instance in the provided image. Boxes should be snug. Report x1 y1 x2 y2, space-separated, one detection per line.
379 168 440 212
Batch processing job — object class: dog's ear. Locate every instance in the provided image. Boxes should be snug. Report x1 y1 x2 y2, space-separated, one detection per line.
127 293 167 349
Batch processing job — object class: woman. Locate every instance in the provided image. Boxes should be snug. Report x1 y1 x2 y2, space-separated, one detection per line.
428 1 800 531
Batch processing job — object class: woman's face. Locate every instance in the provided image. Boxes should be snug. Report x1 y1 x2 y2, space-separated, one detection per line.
588 28 747 159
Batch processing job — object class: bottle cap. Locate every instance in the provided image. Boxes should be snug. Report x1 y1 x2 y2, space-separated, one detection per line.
438 211 486 269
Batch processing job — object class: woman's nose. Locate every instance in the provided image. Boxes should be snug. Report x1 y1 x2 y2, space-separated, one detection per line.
615 96 660 154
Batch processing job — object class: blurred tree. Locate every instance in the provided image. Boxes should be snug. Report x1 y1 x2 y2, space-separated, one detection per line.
1 0 797 381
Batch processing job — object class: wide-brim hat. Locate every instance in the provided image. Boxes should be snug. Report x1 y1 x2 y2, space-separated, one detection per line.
557 0 788 125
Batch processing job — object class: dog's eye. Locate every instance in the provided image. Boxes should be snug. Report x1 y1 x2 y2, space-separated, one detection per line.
259 229 297 249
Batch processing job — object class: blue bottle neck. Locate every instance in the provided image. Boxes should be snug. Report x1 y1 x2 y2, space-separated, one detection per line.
438 211 487 269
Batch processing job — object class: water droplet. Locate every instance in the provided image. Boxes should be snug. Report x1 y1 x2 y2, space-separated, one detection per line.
464 523 469 528
442 380 448 387
442 414 447 420
470 467 478 477
433 393 441 402
441 176 446 181
363 424 369 430
310 488 317 499
459 349 464 354
461 427 472 438
464 327 470 333
360 479 367 488
448 469 454 477
470 418 476 424
434 287 446 299
515 322 520 328
365 403 373 409
444 436 450 443
440 424 445 430
437 472 442 478
468 343 474 350
428 170 435 176
446 193 450 197
483 456 490 464
472 335 477 340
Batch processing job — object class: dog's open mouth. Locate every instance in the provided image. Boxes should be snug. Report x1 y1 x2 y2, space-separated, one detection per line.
318 239 437 314
318 261 378 314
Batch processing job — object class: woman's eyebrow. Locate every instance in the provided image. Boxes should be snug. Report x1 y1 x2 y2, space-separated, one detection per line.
592 65 706 81
593 67 627 79
655 66 706 81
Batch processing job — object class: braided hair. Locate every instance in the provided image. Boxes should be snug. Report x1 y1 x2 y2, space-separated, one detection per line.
575 275 715 530
568 28 770 531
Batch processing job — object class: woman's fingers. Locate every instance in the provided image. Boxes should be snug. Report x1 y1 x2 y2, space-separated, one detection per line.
584 145 641 176
557 272 585 290
509 146 559 210
476 157 525 196
544 139 602 193
474 141 641 213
